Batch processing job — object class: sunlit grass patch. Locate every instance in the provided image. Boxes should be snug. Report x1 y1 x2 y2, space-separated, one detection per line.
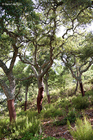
68 117 93 140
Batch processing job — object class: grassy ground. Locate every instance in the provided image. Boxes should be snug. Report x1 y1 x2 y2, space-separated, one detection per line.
0 83 93 140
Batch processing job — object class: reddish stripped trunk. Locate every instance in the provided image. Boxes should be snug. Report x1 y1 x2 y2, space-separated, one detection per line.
7 99 16 122
37 87 44 113
80 82 85 97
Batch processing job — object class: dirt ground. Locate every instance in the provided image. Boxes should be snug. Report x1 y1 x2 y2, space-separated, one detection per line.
42 109 93 140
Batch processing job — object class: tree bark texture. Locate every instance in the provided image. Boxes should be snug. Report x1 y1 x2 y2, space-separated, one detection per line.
7 99 16 122
47 94 50 103
24 86 28 111
45 73 50 103
74 81 78 95
0 74 16 122
79 82 85 96
37 87 44 113
24 101 27 111
45 80 50 103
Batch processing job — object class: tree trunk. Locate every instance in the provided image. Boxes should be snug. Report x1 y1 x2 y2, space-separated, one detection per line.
24 86 28 111
45 72 50 103
15 86 21 101
0 74 16 122
37 87 44 113
47 94 50 103
74 80 78 95
79 81 85 96
45 80 50 103
7 99 16 122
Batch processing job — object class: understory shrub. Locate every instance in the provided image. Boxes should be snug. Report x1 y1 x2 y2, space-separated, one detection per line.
42 105 65 118
1 115 41 140
0 118 9 138
57 98 71 108
90 96 93 105
53 109 80 126
20 132 66 140
68 117 93 140
85 90 93 96
72 96 89 110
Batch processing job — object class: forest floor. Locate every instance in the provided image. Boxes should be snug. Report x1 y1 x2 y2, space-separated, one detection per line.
42 108 93 140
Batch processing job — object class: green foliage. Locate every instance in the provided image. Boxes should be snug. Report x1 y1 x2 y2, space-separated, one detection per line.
90 96 93 105
41 104 64 118
85 90 93 96
68 117 93 140
0 119 9 138
57 98 71 108
72 96 89 110
0 111 40 139
53 109 80 126
20 132 65 140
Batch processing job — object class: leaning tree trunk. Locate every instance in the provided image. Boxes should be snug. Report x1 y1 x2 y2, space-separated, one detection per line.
24 86 28 111
79 81 85 97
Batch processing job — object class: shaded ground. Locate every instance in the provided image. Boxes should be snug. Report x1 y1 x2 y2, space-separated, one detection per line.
42 109 93 140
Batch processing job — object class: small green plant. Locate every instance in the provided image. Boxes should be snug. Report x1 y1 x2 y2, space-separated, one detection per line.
53 109 80 126
0 118 9 138
0 114 41 139
72 96 89 110
68 117 93 140
42 104 65 118
57 98 71 108
90 96 93 105
20 133 66 140
85 90 93 96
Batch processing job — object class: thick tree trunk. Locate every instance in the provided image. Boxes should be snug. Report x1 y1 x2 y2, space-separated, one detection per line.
79 82 85 97
37 87 44 113
24 86 28 111
0 46 18 122
7 99 16 122
0 74 16 122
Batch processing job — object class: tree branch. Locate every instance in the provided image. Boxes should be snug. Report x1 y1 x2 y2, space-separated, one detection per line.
9 45 18 71
0 60 9 75
17 74 35 81
80 60 93 74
